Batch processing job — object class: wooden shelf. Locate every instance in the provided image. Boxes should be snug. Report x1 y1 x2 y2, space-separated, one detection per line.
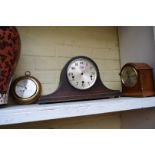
0 97 155 125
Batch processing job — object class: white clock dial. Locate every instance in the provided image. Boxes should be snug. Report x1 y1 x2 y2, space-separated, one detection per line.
67 58 97 90
15 79 37 98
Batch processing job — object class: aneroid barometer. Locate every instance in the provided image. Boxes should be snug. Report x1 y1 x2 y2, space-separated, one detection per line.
11 71 41 104
38 56 121 104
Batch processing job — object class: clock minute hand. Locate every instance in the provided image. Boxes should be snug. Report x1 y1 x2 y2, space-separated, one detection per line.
17 84 24 88
17 84 27 89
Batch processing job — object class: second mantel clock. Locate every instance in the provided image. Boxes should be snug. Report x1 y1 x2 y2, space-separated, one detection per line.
38 56 121 104
120 63 155 97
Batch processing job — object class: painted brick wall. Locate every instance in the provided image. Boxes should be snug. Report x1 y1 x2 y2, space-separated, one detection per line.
14 26 121 96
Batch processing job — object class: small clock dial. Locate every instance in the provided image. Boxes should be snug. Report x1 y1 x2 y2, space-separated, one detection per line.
15 79 37 98
121 66 138 87
67 58 97 90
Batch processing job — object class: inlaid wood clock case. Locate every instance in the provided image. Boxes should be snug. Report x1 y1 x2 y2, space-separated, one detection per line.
121 63 155 97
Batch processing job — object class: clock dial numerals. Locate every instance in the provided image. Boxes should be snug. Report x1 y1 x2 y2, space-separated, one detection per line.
15 79 37 98
121 66 138 87
67 58 97 90
71 67 75 70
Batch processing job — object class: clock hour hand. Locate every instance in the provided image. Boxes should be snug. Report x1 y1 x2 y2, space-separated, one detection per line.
81 81 85 87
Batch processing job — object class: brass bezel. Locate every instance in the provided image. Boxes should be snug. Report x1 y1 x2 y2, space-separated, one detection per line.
120 66 138 88
11 74 41 104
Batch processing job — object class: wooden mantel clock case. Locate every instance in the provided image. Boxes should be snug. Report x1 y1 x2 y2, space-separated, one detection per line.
120 63 155 97
38 56 121 104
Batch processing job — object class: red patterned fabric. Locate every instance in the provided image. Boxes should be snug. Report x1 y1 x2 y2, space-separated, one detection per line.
0 26 20 104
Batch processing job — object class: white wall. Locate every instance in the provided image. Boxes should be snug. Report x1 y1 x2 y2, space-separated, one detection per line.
153 27 155 41
118 26 155 128
118 26 155 69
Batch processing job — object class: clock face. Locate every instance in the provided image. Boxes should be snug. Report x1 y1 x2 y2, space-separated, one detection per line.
15 79 37 98
121 66 138 87
67 57 97 90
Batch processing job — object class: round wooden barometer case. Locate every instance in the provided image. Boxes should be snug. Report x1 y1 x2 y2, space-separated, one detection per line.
38 56 121 104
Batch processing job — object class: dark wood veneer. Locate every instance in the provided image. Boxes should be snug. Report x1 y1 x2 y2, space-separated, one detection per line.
38 56 121 104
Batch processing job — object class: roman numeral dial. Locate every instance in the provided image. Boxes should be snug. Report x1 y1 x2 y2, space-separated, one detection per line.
67 57 97 90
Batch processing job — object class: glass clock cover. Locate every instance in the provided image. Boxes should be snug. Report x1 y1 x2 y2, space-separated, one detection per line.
15 79 37 98
121 66 138 87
